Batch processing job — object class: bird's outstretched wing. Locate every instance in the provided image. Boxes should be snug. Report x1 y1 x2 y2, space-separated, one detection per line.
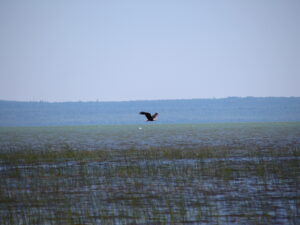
152 113 159 120
139 112 152 120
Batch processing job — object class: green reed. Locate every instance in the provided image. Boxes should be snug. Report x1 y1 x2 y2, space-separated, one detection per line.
1 144 299 224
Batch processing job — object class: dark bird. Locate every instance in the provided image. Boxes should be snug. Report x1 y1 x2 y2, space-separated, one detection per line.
139 112 159 121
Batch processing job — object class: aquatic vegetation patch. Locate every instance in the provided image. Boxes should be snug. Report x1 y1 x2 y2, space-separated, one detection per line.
1 146 299 224
0 123 299 224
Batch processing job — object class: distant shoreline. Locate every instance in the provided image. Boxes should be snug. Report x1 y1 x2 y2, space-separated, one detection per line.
1 96 300 104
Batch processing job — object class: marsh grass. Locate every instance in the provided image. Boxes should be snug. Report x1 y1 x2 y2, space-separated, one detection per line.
1 144 298 165
1 146 299 224
0 123 300 224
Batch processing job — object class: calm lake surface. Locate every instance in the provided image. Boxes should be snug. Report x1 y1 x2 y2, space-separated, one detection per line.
0 122 300 224
1 122 300 151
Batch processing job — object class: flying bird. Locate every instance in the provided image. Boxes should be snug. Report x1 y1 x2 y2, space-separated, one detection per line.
139 112 159 121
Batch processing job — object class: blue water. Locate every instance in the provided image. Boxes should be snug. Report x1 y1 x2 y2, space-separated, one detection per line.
1 122 299 152
1 97 300 126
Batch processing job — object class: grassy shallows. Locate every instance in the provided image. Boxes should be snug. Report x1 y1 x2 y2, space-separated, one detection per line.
0 146 299 224
1 145 299 165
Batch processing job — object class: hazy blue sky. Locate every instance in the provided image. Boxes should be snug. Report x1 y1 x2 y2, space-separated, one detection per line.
0 0 299 102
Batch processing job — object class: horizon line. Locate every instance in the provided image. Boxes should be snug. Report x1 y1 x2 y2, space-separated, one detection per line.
1 96 299 104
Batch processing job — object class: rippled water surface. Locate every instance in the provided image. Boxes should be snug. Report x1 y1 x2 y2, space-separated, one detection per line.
0 122 300 224
1 122 300 151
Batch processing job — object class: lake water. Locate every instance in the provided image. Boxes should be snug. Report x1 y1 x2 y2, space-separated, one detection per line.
1 122 300 152
0 122 299 224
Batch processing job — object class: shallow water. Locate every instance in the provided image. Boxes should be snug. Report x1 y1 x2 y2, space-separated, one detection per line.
0 122 300 224
1 122 300 151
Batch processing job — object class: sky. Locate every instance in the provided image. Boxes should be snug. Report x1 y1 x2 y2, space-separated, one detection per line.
0 0 299 102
